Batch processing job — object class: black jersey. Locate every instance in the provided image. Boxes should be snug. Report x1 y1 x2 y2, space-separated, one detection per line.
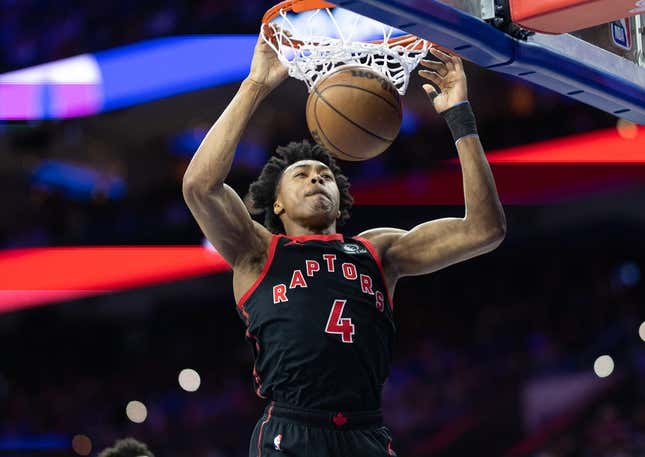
236 233 396 412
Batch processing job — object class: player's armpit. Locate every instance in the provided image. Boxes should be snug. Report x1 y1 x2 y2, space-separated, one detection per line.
182 182 271 268
378 218 505 279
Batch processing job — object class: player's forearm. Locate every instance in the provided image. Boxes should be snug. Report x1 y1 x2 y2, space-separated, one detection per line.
183 79 268 190
456 134 506 236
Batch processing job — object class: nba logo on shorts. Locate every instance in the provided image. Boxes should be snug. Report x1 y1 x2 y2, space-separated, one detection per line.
273 434 283 451
610 19 632 51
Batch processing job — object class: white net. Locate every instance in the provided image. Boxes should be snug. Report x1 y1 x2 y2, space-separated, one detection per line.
262 7 430 95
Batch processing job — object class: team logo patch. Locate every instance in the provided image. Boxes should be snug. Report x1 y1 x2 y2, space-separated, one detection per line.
342 243 367 254
333 412 348 427
274 434 283 451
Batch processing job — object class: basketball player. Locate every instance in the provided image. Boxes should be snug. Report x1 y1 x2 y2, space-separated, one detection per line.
183 35 506 457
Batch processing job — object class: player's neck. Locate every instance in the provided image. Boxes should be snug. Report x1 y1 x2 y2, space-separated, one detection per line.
283 221 337 237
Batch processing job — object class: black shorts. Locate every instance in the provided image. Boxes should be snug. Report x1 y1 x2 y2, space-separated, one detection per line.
248 401 397 457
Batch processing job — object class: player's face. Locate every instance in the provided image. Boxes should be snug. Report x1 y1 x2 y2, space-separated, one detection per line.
274 160 341 230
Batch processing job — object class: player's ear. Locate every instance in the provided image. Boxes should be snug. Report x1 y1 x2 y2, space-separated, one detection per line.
336 210 341 219
274 200 284 216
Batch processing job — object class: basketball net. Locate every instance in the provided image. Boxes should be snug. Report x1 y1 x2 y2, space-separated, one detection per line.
262 2 430 95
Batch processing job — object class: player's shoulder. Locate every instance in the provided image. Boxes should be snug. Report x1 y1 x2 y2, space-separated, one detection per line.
354 227 407 258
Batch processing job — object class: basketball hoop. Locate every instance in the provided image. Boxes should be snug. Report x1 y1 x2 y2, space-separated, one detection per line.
261 0 431 95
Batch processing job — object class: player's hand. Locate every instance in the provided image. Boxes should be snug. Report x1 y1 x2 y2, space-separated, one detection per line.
418 47 468 114
247 30 289 94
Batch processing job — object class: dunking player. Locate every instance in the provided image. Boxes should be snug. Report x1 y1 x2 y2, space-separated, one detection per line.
183 35 506 457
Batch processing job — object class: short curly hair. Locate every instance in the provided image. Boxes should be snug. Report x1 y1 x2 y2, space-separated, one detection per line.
249 140 353 234
97 438 154 457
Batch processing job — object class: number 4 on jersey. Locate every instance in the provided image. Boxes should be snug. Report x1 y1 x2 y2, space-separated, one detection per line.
325 299 355 343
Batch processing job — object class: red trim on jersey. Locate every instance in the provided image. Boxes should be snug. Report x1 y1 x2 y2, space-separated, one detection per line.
246 329 267 400
282 233 344 242
257 402 274 457
237 235 280 310
353 236 394 311
245 329 267 399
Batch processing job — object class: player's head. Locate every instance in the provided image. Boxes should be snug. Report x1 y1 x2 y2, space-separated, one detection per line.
249 140 353 234
97 438 154 457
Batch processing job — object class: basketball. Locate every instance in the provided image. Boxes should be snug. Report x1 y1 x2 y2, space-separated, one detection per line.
306 65 403 161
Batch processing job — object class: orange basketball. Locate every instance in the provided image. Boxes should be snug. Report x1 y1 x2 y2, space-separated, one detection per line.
306 65 402 161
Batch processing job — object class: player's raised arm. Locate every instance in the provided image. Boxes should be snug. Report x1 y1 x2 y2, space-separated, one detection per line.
182 35 288 267
360 48 506 283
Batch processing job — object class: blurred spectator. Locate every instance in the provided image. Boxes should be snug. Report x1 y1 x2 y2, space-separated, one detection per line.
98 438 155 457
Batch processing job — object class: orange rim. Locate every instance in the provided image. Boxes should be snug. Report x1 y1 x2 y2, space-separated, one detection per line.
262 0 428 51
262 0 337 23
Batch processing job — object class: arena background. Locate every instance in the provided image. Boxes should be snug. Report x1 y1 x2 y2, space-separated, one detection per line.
1 2 644 457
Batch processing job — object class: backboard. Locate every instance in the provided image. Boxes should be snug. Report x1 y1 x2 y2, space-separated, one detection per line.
331 0 645 123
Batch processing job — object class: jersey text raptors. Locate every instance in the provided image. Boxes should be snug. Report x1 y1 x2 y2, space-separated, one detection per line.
236 233 396 411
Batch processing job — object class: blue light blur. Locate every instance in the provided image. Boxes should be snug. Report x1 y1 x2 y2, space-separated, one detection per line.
0 36 257 120
0 434 69 450
170 127 208 158
618 261 641 287
97 36 256 111
400 107 420 135
31 160 127 201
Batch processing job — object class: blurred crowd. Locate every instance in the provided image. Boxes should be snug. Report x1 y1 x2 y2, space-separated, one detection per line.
538 396 645 457
0 0 275 73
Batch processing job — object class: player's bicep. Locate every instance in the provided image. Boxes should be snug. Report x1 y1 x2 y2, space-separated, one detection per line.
383 218 503 278
183 183 270 267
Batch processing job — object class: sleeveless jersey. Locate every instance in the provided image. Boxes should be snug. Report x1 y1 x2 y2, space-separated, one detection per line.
236 233 396 412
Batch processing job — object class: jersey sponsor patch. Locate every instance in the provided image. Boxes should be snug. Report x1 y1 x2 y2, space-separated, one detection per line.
342 243 368 254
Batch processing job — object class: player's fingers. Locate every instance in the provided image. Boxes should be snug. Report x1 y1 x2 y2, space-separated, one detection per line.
260 24 270 40
430 48 458 73
422 84 441 101
428 47 453 64
268 24 293 39
452 55 464 71
262 24 279 46
419 69 444 86
419 59 448 77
